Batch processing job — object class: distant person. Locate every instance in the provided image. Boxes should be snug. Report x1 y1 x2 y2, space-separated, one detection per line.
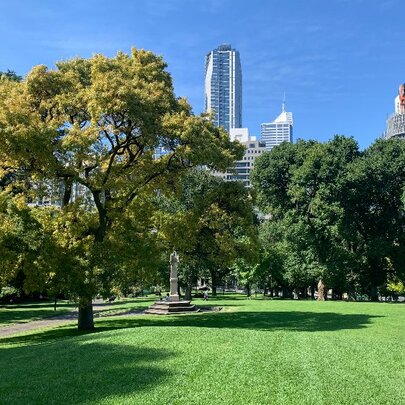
165 293 170 302
204 290 208 301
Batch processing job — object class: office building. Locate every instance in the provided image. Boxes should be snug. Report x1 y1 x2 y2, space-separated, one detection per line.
385 83 405 139
229 127 249 143
205 44 242 132
229 139 267 187
215 128 267 188
261 99 293 151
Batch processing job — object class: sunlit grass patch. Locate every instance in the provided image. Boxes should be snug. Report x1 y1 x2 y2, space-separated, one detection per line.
0 298 404 404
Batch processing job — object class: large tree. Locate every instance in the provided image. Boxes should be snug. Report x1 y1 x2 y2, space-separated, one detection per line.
153 169 257 298
341 138 405 300
0 49 243 329
252 136 360 299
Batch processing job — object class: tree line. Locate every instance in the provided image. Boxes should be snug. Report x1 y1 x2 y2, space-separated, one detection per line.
252 136 405 301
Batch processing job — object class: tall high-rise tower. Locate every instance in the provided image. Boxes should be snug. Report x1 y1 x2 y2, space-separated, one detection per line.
261 97 293 151
205 44 242 132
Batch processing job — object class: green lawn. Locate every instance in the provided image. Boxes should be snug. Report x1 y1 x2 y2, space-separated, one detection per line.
0 297 404 404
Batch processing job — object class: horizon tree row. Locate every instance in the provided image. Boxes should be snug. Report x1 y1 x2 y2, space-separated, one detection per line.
252 135 405 300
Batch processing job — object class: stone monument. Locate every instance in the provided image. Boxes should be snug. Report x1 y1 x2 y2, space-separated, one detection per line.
145 251 199 315
169 251 180 301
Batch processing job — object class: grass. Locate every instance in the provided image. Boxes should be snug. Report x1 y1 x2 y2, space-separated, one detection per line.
0 297 404 404
0 298 154 327
0 301 74 327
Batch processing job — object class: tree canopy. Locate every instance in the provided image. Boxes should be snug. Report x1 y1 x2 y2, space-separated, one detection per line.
0 49 243 329
252 136 405 300
0 70 22 82
153 168 257 298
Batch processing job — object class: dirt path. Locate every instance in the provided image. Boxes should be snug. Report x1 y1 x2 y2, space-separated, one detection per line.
0 302 137 338
0 303 219 338
0 314 77 338
0 315 76 337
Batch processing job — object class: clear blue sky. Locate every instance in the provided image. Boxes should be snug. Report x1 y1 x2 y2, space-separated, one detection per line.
1 0 403 149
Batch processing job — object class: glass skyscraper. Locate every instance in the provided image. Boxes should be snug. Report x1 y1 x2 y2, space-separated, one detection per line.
205 44 242 132
261 100 293 151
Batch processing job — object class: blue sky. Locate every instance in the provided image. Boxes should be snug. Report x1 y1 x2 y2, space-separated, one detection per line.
1 0 403 149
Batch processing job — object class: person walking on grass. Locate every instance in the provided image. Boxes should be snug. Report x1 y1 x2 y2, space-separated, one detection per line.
204 290 209 301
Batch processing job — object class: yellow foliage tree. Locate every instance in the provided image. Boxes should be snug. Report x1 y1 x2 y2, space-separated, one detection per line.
0 49 243 329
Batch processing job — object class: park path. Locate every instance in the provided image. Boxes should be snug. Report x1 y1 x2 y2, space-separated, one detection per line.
0 302 217 338
0 313 77 338
0 301 140 338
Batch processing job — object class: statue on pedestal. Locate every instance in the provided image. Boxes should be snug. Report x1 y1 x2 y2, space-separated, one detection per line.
169 251 179 302
145 250 199 314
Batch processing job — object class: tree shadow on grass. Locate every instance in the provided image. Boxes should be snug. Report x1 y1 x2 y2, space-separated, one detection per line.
100 310 381 333
0 339 173 404
0 310 381 348
0 301 156 327
0 308 72 326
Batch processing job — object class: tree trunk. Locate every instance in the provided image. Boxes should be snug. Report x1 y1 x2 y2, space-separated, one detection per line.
370 285 379 302
185 284 192 301
62 179 73 207
54 297 57 311
210 270 218 296
282 287 290 298
78 299 94 330
317 279 327 301
310 285 315 300
246 282 251 297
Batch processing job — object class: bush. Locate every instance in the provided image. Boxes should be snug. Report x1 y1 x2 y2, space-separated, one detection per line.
0 286 20 303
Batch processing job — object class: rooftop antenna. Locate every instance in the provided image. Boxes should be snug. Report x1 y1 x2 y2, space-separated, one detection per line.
282 92 286 113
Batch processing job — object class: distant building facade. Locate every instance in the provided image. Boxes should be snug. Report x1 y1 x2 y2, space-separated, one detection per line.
261 100 293 151
385 83 405 140
229 127 249 143
215 128 267 188
205 44 242 132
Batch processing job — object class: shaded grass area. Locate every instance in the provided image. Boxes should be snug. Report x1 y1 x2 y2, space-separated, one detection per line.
0 309 381 347
1 338 172 404
0 301 74 327
92 297 154 317
0 298 404 404
0 298 153 327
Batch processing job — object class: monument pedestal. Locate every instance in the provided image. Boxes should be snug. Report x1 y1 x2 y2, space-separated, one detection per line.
145 300 199 315
146 251 199 314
